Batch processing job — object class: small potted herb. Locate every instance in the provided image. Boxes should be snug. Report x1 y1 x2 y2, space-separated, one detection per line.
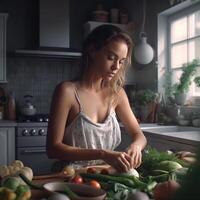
172 59 200 105
135 89 158 122
136 89 157 105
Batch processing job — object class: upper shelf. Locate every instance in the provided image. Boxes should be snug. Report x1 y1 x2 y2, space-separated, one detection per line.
83 21 135 38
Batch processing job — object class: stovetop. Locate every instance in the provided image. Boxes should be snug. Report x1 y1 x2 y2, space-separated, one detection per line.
17 114 49 123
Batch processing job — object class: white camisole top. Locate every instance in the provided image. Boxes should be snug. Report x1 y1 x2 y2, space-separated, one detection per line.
62 89 121 166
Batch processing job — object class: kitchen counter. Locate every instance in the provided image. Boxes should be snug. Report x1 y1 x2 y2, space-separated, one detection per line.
143 130 200 145
141 124 200 143
119 122 200 152
0 120 17 127
141 124 200 152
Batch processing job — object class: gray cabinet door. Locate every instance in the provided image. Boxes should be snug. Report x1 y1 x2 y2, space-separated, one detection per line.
0 14 7 83
145 135 198 152
0 127 15 165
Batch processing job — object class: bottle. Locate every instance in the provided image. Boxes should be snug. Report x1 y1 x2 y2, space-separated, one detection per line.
7 92 16 120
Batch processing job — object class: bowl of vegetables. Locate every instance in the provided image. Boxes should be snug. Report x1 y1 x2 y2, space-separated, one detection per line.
43 181 106 200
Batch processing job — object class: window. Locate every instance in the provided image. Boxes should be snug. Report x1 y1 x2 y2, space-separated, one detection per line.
169 7 200 97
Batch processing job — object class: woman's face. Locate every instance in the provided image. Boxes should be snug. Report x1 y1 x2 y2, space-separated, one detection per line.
90 39 128 80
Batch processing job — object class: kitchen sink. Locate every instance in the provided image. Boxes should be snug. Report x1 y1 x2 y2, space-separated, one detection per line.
144 126 200 133
142 125 200 133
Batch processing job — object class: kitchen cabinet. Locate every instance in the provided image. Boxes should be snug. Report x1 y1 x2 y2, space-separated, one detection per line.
144 134 198 152
0 13 8 83
0 127 15 165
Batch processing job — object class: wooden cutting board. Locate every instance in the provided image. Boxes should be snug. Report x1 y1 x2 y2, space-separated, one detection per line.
31 164 112 199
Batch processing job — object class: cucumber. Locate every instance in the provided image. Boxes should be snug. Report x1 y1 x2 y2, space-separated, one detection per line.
109 173 147 188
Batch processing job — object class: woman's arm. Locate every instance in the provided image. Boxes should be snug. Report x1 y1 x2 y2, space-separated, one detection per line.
46 82 132 172
115 88 147 168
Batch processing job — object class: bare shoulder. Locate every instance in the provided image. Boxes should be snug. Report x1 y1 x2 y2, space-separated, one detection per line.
55 81 76 96
117 87 128 102
52 81 77 105
118 87 126 96
113 87 128 108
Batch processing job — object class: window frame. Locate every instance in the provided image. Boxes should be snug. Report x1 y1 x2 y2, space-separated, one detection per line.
158 0 200 105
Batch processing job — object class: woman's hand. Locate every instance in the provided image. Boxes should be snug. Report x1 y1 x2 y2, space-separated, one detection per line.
102 150 132 173
126 145 142 169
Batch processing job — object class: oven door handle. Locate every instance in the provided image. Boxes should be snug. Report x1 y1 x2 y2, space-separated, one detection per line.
21 149 46 154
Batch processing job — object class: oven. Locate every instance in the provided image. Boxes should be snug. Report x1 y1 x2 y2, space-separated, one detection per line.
16 114 56 175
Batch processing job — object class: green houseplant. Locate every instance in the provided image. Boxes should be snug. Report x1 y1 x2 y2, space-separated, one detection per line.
136 89 157 106
172 59 200 105
135 89 158 122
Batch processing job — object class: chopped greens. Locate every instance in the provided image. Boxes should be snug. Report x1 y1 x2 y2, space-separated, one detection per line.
138 146 188 176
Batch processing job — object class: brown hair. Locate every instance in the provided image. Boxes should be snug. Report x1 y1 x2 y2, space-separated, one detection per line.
81 24 133 95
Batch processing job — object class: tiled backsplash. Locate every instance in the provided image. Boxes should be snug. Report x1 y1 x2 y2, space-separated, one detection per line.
1 57 81 114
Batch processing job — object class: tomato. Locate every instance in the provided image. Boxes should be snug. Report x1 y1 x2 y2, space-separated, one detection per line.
89 180 101 189
87 167 97 174
100 168 109 175
70 175 83 184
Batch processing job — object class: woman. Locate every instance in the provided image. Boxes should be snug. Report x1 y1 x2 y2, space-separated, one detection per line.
46 25 147 173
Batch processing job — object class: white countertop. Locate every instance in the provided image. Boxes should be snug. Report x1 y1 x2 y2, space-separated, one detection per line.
119 122 200 145
142 124 200 145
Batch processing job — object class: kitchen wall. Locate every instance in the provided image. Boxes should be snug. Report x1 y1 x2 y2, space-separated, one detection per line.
0 0 171 115
4 57 80 114
125 0 170 91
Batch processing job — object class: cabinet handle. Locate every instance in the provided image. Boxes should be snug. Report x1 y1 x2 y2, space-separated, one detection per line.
21 149 46 154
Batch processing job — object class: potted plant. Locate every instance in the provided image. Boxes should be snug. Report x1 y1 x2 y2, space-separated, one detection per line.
135 89 158 122
136 89 157 106
172 59 200 105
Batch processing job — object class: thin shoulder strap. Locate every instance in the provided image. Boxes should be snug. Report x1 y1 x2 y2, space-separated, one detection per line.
107 96 114 115
74 88 83 112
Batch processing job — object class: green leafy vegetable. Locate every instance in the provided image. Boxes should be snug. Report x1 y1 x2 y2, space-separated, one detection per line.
139 146 187 176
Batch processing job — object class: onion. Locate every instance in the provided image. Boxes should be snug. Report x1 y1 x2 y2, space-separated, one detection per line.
127 191 149 200
153 180 181 200
123 168 139 178
62 166 75 176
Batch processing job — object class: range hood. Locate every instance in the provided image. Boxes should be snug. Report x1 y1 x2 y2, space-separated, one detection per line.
15 0 81 59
